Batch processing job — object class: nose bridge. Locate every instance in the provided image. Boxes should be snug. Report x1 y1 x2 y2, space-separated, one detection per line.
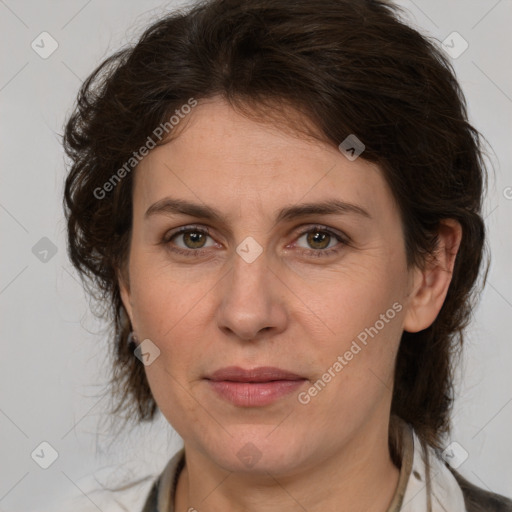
231 242 269 301
216 240 287 340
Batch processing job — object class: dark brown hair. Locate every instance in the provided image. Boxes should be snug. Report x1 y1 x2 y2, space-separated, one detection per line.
63 0 488 452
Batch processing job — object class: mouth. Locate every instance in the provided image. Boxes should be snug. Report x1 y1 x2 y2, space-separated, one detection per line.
204 366 307 407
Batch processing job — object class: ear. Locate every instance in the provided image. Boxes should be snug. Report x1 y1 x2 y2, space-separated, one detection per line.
117 266 135 327
403 219 462 333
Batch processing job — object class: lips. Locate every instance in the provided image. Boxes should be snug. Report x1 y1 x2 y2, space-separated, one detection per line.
205 366 307 407
206 366 305 383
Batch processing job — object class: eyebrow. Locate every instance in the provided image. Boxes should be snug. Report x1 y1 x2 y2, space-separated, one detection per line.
144 197 371 224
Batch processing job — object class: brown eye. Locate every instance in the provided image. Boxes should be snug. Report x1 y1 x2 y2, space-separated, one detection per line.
295 226 345 255
163 226 216 255
181 230 208 249
304 230 332 250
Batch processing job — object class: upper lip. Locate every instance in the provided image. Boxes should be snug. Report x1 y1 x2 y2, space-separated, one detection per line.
206 366 305 383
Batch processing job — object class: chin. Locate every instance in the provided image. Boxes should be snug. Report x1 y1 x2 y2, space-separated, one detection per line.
202 427 316 476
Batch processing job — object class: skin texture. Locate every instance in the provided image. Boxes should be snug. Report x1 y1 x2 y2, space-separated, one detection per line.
119 96 462 512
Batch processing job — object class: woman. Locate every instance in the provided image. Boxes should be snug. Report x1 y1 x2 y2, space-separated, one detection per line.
62 0 512 510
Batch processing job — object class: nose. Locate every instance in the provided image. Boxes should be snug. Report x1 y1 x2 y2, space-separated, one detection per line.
215 247 288 342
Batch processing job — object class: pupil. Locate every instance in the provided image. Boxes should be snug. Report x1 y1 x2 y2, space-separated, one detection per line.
186 232 205 248
308 231 329 249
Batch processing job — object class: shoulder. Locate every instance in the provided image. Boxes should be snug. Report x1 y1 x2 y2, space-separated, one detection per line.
403 422 512 512
448 467 512 512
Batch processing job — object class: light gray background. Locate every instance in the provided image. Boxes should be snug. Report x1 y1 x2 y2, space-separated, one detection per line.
0 1 511 510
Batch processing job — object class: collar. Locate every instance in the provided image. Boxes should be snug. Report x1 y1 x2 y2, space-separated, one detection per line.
399 427 467 511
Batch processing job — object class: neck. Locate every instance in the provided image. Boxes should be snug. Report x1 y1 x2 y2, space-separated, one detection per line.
174 421 401 512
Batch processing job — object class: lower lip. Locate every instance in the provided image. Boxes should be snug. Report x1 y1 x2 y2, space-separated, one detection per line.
207 379 306 407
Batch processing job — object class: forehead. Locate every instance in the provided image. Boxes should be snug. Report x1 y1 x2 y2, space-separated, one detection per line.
133 97 394 221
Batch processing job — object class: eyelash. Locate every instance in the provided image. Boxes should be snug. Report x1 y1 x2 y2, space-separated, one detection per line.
161 224 349 259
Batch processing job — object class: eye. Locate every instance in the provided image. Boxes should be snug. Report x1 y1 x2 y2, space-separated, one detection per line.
162 224 348 259
293 225 347 257
163 225 217 256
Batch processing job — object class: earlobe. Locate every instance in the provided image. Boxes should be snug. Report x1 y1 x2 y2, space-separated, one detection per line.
403 219 462 333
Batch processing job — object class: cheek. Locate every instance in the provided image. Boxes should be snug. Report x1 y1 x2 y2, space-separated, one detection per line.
132 287 207 427
298 320 402 437
143 363 207 441
128 255 211 338
296 268 405 415
302 263 405 341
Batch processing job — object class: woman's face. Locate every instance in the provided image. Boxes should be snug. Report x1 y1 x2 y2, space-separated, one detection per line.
120 96 418 475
